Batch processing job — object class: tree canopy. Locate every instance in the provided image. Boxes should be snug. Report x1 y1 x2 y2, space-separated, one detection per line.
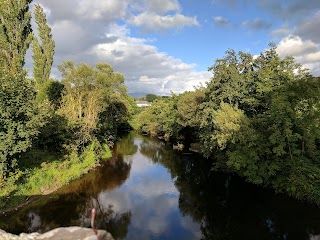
0 0 33 74
134 46 320 203
32 4 55 90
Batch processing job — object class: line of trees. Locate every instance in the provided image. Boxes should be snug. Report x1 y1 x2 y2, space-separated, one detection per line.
0 0 135 183
134 45 320 203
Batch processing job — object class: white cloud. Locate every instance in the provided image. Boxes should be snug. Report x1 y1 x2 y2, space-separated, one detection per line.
218 0 320 19
271 28 291 36
261 0 320 18
92 30 210 95
277 35 317 57
241 18 272 30
131 0 180 14
214 16 229 26
295 11 320 44
36 0 129 22
29 0 205 95
277 35 320 76
76 0 129 21
51 20 89 53
129 12 199 32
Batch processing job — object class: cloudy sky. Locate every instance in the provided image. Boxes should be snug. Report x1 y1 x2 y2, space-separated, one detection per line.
28 0 320 96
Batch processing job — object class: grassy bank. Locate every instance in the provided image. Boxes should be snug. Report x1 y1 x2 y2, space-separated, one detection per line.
0 143 112 211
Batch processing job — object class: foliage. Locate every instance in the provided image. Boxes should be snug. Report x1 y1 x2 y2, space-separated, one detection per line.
176 89 205 128
134 45 320 203
46 80 65 109
205 47 320 201
0 73 49 177
0 0 133 211
135 96 179 140
145 94 158 102
0 141 111 210
32 4 55 94
0 0 33 74
58 61 132 146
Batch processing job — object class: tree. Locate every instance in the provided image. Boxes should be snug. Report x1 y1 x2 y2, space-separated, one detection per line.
0 0 33 74
202 46 320 200
58 61 132 146
176 89 205 128
136 96 179 140
32 4 55 90
145 94 157 102
46 80 64 109
0 0 44 178
0 73 49 177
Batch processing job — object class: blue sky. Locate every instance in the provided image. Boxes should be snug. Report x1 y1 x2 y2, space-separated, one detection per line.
29 0 320 96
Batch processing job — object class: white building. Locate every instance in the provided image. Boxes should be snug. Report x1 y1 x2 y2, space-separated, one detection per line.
136 101 152 107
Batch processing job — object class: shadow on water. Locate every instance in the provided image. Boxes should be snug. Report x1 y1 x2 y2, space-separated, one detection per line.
1 132 320 240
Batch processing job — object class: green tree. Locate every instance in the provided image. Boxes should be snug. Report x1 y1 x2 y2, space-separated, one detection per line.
202 46 320 201
136 96 179 140
58 61 131 146
0 73 49 177
176 89 205 128
46 80 64 109
32 4 55 93
145 94 157 102
133 45 320 203
0 0 33 74
0 0 47 178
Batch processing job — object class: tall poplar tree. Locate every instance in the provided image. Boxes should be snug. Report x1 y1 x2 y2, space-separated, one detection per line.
32 4 55 88
0 0 33 74
0 0 48 178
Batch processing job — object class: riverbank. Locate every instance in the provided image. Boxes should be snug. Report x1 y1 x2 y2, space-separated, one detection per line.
0 143 112 212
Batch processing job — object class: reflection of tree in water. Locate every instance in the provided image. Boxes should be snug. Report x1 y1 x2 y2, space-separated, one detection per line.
139 137 320 240
92 200 131 240
139 138 179 177
0 154 132 238
115 132 138 156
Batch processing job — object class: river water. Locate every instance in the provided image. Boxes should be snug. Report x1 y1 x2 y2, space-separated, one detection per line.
1 132 320 239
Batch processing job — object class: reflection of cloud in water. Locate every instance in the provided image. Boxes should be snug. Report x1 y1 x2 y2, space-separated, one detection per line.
127 152 153 175
97 191 179 238
310 235 320 240
130 174 178 197
28 212 41 232
98 191 132 214
96 159 194 239
180 215 202 239
95 136 200 239
132 196 177 235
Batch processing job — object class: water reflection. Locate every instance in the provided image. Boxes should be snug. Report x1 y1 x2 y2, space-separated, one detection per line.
139 136 320 240
0 154 132 236
1 133 320 240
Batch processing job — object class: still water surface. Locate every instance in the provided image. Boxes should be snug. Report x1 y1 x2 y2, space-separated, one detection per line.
1 133 320 239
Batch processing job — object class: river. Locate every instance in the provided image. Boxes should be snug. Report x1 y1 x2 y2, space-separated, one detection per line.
1 132 320 239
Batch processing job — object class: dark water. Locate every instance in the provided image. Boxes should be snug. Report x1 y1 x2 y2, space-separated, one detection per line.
1 133 320 240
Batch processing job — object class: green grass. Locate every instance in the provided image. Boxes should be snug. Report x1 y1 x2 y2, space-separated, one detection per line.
101 143 112 159
0 142 112 210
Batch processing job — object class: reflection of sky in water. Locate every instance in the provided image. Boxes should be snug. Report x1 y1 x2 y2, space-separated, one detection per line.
28 212 41 232
310 235 320 240
98 138 201 239
3 134 320 239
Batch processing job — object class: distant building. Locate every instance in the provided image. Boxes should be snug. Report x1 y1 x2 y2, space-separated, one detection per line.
136 101 152 107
